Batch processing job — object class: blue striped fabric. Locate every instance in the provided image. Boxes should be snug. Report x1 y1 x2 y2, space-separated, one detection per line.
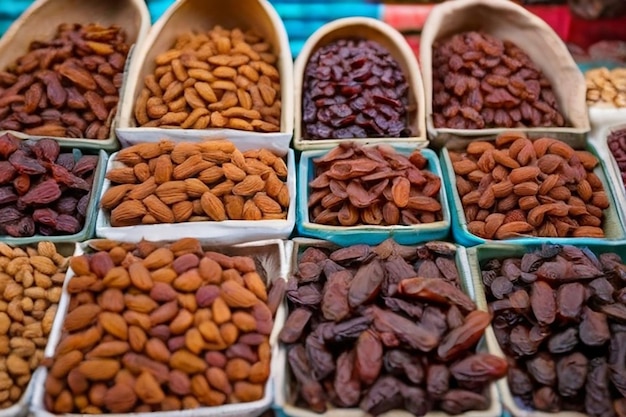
0 0 381 56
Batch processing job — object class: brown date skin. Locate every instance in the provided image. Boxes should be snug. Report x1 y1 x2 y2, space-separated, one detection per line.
484 246 626 416
355 330 383 386
557 352 588 397
283 240 500 415
334 350 360 407
383 350 424 384
348 259 385 308
279 308 312 344
557 282 585 321
287 345 326 413
437 310 491 361
426 363 449 399
450 353 508 387
321 270 351 322
399 277 476 313
530 281 556 326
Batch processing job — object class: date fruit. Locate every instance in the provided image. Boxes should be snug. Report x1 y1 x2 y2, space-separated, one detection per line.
0 23 129 139
281 239 506 415
309 142 443 226
483 244 626 416
0 134 97 237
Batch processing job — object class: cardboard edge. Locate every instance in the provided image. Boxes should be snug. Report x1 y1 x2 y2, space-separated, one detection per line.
292 16 427 150
117 0 294 138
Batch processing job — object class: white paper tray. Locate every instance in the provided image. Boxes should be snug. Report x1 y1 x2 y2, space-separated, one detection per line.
30 238 289 417
95 144 296 244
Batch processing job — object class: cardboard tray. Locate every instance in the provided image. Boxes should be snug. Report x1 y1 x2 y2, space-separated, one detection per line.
0 0 150 151
30 238 289 417
296 145 450 246
273 237 502 417
420 0 590 149
293 17 427 151
440 140 626 247
96 144 296 245
116 0 294 152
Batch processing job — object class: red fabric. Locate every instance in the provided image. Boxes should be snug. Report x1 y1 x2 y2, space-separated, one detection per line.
568 14 626 49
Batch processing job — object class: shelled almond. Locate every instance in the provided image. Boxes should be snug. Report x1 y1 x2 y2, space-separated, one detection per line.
0 241 67 409
100 139 289 226
451 132 609 239
134 25 281 133
43 238 285 413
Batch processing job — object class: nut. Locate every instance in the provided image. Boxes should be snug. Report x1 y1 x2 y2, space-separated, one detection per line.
102 139 289 226
135 26 280 133
451 132 607 239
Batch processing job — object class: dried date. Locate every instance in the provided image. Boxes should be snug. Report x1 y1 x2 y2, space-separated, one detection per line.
0 134 96 237
483 244 626 415
310 142 443 226
282 239 506 415
0 23 129 139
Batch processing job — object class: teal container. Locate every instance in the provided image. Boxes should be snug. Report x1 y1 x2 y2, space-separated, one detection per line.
297 146 451 246
0 148 107 245
466 241 626 417
440 142 626 247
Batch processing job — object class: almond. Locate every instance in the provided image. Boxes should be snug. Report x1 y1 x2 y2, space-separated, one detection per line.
232 175 265 197
106 167 137 184
134 371 165 404
145 338 171 363
78 359 120 380
128 262 154 291
221 280 258 308
200 192 227 221
170 349 207 373
103 382 136 413
494 221 534 239
99 312 128 340
100 184 134 210
509 166 541 184
110 200 146 227
63 303 101 332
143 195 175 224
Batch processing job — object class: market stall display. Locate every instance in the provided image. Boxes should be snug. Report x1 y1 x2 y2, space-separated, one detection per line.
0 0 620 416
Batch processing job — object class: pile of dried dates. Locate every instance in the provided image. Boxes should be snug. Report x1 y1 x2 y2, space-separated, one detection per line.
607 128 626 190
309 142 443 226
302 39 412 139
280 239 507 416
432 31 566 129
0 23 129 139
0 134 97 237
483 244 626 415
451 132 609 239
